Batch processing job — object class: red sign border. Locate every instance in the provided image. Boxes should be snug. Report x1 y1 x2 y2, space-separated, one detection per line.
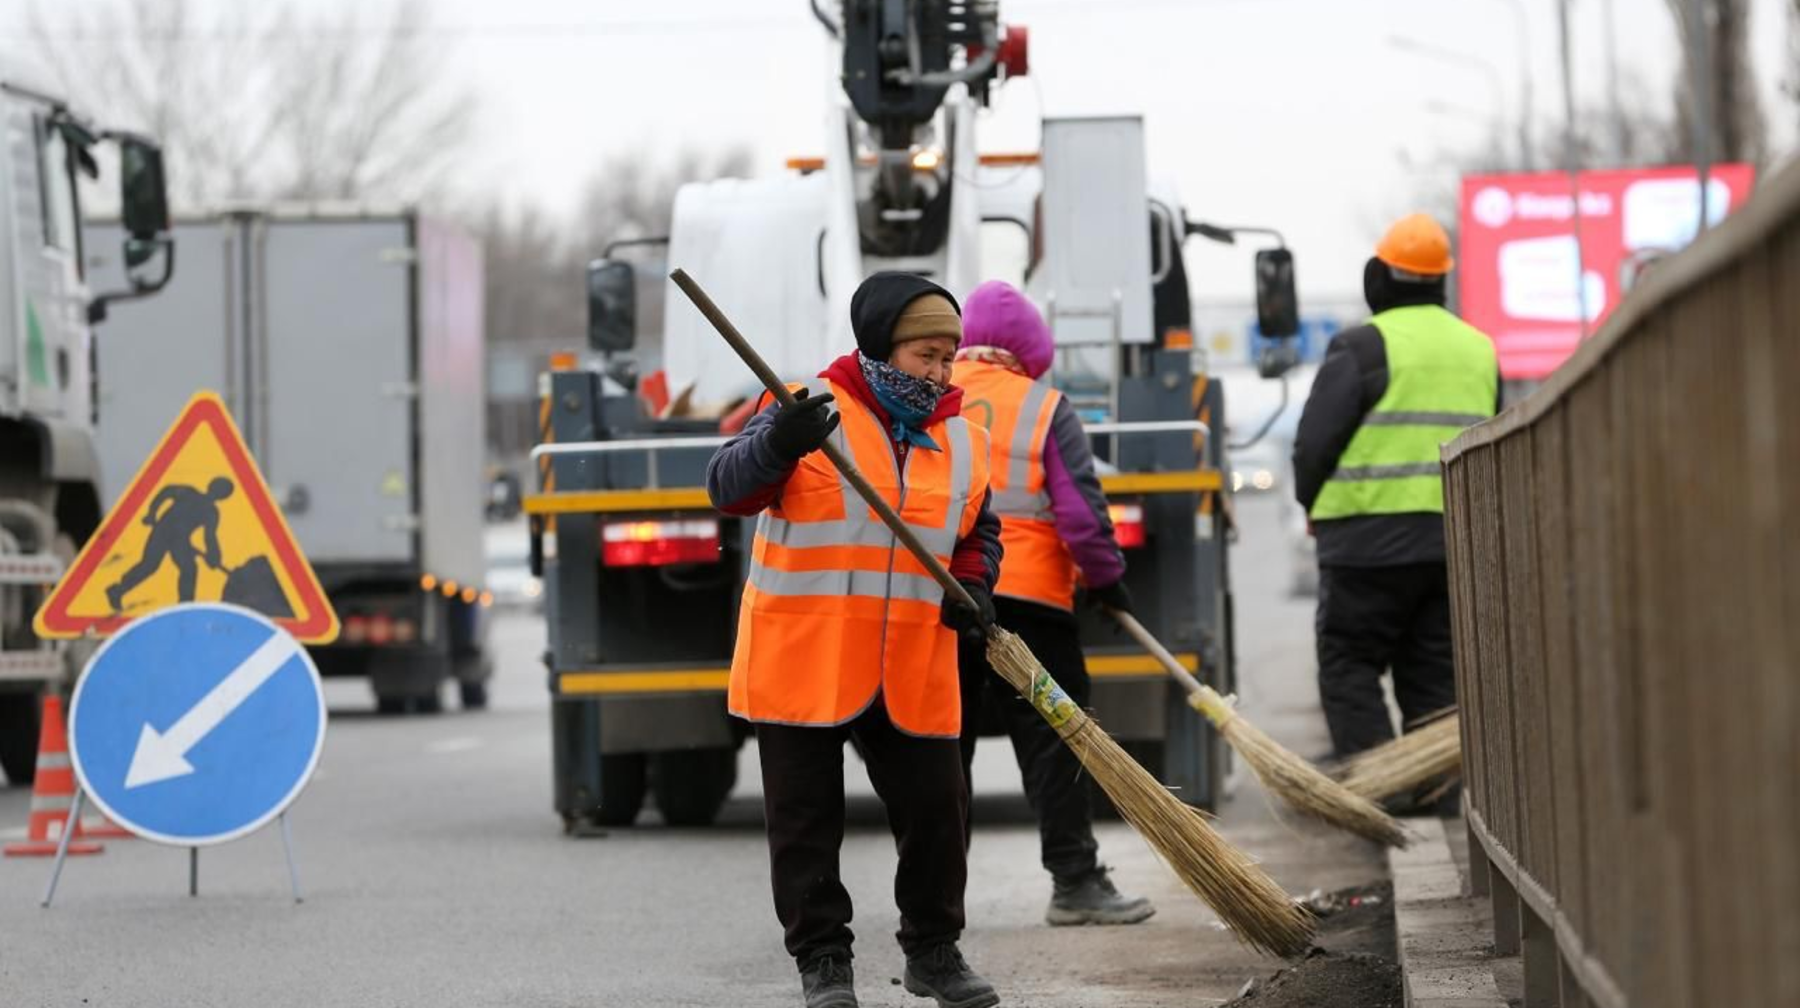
34 393 338 642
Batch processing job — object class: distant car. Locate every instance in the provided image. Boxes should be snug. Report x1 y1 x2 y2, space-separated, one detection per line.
484 520 542 611
1228 439 1285 496
486 471 523 522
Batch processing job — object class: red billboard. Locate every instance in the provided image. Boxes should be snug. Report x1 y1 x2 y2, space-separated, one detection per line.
1458 165 1755 379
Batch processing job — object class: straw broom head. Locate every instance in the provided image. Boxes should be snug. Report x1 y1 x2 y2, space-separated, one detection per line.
1189 688 1409 848
1335 714 1463 802
985 630 1315 958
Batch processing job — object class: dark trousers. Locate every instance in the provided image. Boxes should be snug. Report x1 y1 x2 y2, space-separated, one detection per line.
1315 562 1459 758
756 703 968 967
957 598 1100 882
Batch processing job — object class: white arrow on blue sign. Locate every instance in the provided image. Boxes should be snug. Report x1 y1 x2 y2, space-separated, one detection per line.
69 602 327 846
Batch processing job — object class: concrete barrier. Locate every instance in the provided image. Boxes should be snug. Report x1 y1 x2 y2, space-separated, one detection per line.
1441 157 1800 1008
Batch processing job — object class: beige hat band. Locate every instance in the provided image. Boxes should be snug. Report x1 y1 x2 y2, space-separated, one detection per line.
892 311 962 344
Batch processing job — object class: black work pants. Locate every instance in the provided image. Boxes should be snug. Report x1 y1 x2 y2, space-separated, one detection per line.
1315 562 1459 759
756 702 968 967
957 598 1100 882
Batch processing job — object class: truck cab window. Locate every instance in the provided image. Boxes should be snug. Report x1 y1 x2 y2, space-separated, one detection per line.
36 116 80 256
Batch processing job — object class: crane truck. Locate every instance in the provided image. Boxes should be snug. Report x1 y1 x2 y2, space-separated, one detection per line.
527 0 1300 832
0 79 175 784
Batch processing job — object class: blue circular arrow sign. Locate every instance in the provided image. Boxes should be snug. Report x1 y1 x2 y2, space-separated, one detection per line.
69 603 326 846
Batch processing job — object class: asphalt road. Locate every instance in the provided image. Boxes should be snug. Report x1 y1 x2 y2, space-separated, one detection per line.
0 495 1384 1007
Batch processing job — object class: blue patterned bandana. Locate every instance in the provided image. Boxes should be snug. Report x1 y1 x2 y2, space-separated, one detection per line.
859 353 944 451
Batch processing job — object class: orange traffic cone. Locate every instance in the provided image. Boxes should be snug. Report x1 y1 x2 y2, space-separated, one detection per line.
4 696 103 857
78 813 135 840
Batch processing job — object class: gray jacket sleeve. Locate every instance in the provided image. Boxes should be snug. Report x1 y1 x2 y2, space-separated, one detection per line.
705 406 799 516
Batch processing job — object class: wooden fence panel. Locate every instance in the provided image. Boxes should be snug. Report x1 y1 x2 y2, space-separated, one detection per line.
1442 160 1800 1006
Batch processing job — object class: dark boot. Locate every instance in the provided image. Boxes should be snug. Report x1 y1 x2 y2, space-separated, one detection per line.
1046 866 1155 926
799 951 858 1008
902 943 999 1008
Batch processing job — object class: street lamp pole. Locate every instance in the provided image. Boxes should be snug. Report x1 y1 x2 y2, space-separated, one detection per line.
1685 0 1715 235
1557 0 1589 338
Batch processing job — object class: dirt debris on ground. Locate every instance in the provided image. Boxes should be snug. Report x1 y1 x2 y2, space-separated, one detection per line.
1221 948 1402 1008
1219 882 1402 1008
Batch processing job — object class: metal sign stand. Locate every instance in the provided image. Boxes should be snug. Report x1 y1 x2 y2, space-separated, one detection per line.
41 787 305 908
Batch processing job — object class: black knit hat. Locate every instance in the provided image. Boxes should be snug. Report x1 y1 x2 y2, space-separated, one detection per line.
849 272 962 362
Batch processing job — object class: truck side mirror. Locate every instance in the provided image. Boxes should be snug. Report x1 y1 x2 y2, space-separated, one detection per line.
1254 248 1299 340
118 136 170 247
88 132 176 323
587 258 637 353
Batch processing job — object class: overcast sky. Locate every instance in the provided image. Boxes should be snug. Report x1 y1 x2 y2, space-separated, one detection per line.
9 0 1796 304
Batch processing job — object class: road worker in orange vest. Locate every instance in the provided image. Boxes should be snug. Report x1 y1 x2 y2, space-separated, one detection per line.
706 272 1005 1008
950 280 1154 927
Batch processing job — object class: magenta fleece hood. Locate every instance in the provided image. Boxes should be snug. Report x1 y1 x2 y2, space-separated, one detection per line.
960 281 1053 379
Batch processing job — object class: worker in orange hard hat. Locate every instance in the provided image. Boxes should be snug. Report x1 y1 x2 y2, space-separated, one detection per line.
1291 213 1500 814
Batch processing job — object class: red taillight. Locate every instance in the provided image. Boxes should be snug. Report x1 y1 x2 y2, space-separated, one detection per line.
366 613 394 646
343 615 368 644
1109 503 1146 549
602 518 721 567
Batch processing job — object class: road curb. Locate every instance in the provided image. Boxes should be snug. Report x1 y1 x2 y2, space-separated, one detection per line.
1388 816 1507 1008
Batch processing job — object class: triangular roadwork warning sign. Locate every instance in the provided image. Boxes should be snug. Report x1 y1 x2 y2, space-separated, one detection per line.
34 391 339 643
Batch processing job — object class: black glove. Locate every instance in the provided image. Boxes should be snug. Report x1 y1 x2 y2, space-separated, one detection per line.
1089 579 1134 616
941 582 995 641
765 390 839 462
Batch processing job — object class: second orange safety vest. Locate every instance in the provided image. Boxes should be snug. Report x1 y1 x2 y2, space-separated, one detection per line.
952 359 1078 611
728 379 991 737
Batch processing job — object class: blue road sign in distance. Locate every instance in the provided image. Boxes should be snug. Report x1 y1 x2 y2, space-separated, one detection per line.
69 602 326 846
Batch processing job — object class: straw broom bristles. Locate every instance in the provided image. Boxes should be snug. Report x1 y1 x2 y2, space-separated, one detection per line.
1109 610 1407 848
1187 687 1409 848
985 629 1315 958
1335 713 1463 802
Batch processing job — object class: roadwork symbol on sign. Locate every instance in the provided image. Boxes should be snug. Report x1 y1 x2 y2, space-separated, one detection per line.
68 603 326 847
33 390 338 643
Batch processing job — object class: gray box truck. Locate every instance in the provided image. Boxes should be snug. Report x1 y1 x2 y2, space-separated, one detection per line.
83 208 490 713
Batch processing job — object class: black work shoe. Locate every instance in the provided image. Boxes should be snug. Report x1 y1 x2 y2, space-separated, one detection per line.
799 952 858 1008
1046 866 1156 926
902 943 999 1008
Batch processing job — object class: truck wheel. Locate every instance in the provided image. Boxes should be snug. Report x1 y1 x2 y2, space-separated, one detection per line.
454 649 491 711
650 747 738 827
593 753 648 827
369 651 445 715
0 694 41 785
458 681 488 710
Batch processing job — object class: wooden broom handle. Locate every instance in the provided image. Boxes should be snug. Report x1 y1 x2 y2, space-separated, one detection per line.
671 269 982 617
1109 608 1209 699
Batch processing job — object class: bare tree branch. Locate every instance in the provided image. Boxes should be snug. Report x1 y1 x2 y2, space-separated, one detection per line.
21 0 475 209
1663 0 1768 165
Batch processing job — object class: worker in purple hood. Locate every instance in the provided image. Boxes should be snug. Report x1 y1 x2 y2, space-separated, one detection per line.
951 280 1153 926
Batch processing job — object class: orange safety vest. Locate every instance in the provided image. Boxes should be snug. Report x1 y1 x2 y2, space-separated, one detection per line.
952 359 1078 611
728 379 991 737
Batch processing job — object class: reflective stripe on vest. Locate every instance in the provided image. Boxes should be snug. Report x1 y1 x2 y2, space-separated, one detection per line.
729 380 989 737
952 359 1079 611
1310 305 1499 520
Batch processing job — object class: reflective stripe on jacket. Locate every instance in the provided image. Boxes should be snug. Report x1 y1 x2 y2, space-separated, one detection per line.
952 358 1079 611
1310 304 1498 520
728 379 991 736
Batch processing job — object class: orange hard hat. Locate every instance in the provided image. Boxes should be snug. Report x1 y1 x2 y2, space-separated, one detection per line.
1375 213 1454 276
